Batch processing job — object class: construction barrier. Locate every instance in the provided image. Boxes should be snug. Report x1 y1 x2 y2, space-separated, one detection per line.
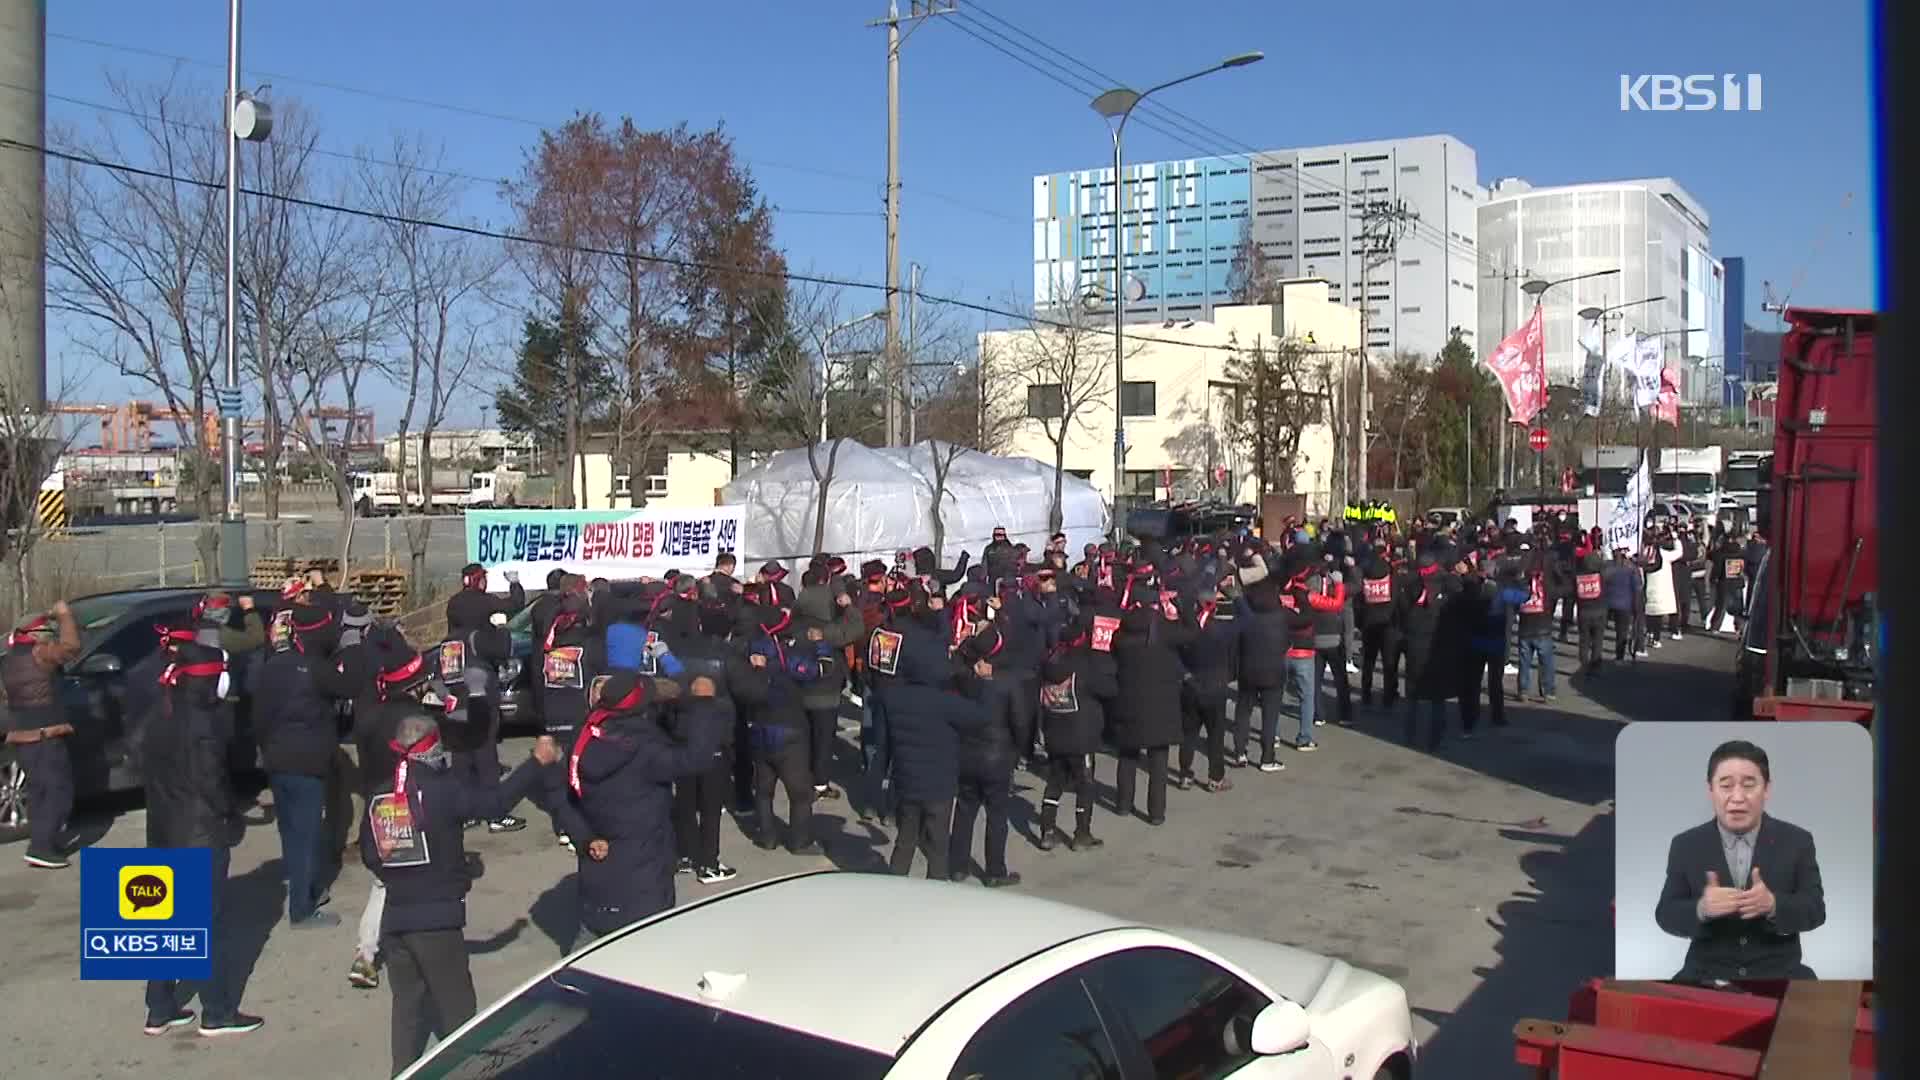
36 488 68 538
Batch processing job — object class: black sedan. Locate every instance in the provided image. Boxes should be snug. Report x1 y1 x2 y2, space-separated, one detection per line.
0 586 286 845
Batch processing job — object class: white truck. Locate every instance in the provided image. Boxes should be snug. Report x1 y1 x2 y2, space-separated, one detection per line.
462 468 526 509
1722 449 1770 522
1654 446 1724 520
350 471 412 515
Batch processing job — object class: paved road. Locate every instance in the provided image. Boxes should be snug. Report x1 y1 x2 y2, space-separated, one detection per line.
0 631 1738 1078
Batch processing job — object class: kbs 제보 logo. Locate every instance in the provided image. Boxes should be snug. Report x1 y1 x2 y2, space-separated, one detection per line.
119 865 174 920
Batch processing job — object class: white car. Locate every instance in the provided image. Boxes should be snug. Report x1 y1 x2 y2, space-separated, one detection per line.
401 870 1417 1079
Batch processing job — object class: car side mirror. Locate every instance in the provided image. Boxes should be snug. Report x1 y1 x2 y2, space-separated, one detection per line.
77 653 122 676
1249 1000 1313 1056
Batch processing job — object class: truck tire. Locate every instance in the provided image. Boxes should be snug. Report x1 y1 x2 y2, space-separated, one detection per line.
0 744 29 845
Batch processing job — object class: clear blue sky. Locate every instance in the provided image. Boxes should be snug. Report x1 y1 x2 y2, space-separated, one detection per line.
44 0 1875 428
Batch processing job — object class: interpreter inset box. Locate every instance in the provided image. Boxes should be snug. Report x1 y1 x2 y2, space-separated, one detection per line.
1614 722 1872 982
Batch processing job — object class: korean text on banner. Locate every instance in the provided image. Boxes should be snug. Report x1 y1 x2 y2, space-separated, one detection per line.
1628 336 1663 414
79 847 214 981
465 507 747 591
1603 457 1651 556
1485 305 1547 425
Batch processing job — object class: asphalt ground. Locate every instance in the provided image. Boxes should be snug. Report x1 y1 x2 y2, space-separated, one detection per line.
0 628 1741 1078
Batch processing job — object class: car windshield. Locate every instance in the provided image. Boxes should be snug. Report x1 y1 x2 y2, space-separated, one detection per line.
1726 464 1764 492
64 591 195 635
407 968 893 1080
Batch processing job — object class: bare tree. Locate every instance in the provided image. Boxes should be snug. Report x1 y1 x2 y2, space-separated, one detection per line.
44 75 228 569
909 336 1026 554
359 136 501 592
1002 294 1119 534
1222 333 1319 498
237 100 356 521
279 259 390 576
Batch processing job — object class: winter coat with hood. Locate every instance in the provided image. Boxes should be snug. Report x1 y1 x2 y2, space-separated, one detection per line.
794 580 864 712
1039 629 1117 757
248 619 341 778
361 712 549 934
1603 557 1641 612
731 607 829 752
445 574 527 639
1399 561 1463 700
551 676 727 933
952 627 1017 774
879 624 986 804
1357 554 1398 628
1234 582 1293 690
142 642 238 850
1111 603 1195 750
1180 597 1240 707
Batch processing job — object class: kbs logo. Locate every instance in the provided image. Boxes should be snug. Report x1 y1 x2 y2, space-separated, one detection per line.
1619 74 1763 112
118 865 174 920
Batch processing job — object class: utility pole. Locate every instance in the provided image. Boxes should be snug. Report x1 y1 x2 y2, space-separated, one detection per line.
1356 199 1414 502
871 1 953 448
906 261 921 444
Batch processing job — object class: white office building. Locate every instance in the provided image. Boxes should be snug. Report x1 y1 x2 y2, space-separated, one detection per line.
1032 134 1483 360
1478 177 1726 405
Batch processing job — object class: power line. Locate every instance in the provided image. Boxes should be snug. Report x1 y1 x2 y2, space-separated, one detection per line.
9 135 1258 356
957 3 1479 267
15 81 879 221
47 30 1020 226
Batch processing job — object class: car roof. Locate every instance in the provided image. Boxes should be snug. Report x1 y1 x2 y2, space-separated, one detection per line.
567 871 1134 1056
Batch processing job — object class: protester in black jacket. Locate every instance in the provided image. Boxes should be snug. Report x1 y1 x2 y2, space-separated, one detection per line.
362 698 558 1076
444 564 526 639
1110 600 1194 826
140 637 264 1037
1514 550 1562 702
1399 556 1460 748
881 624 985 878
1357 551 1401 708
667 607 753 883
1036 622 1115 851
947 624 1020 887
1176 587 1238 791
732 604 828 855
550 672 726 945
1230 562 1290 767
250 605 347 928
990 582 1047 766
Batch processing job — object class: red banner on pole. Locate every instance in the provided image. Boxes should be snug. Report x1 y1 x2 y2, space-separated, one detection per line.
1655 366 1681 427
1484 304 1547 426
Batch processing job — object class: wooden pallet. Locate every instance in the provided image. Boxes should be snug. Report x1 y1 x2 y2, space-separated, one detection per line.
345 568 410 617
249 557 342 590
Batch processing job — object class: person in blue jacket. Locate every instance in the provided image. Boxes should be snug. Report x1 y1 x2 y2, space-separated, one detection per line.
1458 555 1532 737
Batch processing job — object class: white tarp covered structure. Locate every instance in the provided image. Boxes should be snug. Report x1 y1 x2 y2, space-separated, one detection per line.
720 440 1109 568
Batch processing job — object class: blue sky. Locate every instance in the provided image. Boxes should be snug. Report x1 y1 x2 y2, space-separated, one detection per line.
42 0 1874 428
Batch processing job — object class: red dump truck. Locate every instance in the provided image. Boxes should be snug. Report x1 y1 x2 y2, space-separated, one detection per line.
1515 307 1878 1078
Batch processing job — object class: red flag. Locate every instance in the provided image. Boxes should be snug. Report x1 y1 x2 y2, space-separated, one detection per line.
1655 366 1681 427
1484 304 1547 426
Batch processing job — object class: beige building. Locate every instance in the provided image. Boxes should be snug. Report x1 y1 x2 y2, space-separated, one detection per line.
381 428 534 470
568 447 737 511
984 280 1360 517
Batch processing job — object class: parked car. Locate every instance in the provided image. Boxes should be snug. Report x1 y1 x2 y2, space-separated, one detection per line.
401 871 1419 1079
0 586 286 845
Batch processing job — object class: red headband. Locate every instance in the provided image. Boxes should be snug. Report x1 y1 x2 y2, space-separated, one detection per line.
376 654 425 700
463 568 488 590
573 684 648 796
387 729 441 799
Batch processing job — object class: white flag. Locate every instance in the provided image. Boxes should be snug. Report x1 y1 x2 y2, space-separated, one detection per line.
1603 456 1651 556
1630 336 1663 413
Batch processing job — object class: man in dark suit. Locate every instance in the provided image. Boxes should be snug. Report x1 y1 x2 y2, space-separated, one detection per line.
1655 739 1826 982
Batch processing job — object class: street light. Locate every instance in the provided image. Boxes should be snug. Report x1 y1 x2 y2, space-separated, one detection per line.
1091 49 1263 533
817 311 885 443
1501 270 1622 493
1574 296 1664 495
219 0 272 585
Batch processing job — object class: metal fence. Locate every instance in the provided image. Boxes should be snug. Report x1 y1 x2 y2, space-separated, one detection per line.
28 512 472 604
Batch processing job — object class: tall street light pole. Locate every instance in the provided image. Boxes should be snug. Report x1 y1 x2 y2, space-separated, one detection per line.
220 0 271 584
1519 267 1620 492
1090 50 1262 535
1576 295 1664 503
